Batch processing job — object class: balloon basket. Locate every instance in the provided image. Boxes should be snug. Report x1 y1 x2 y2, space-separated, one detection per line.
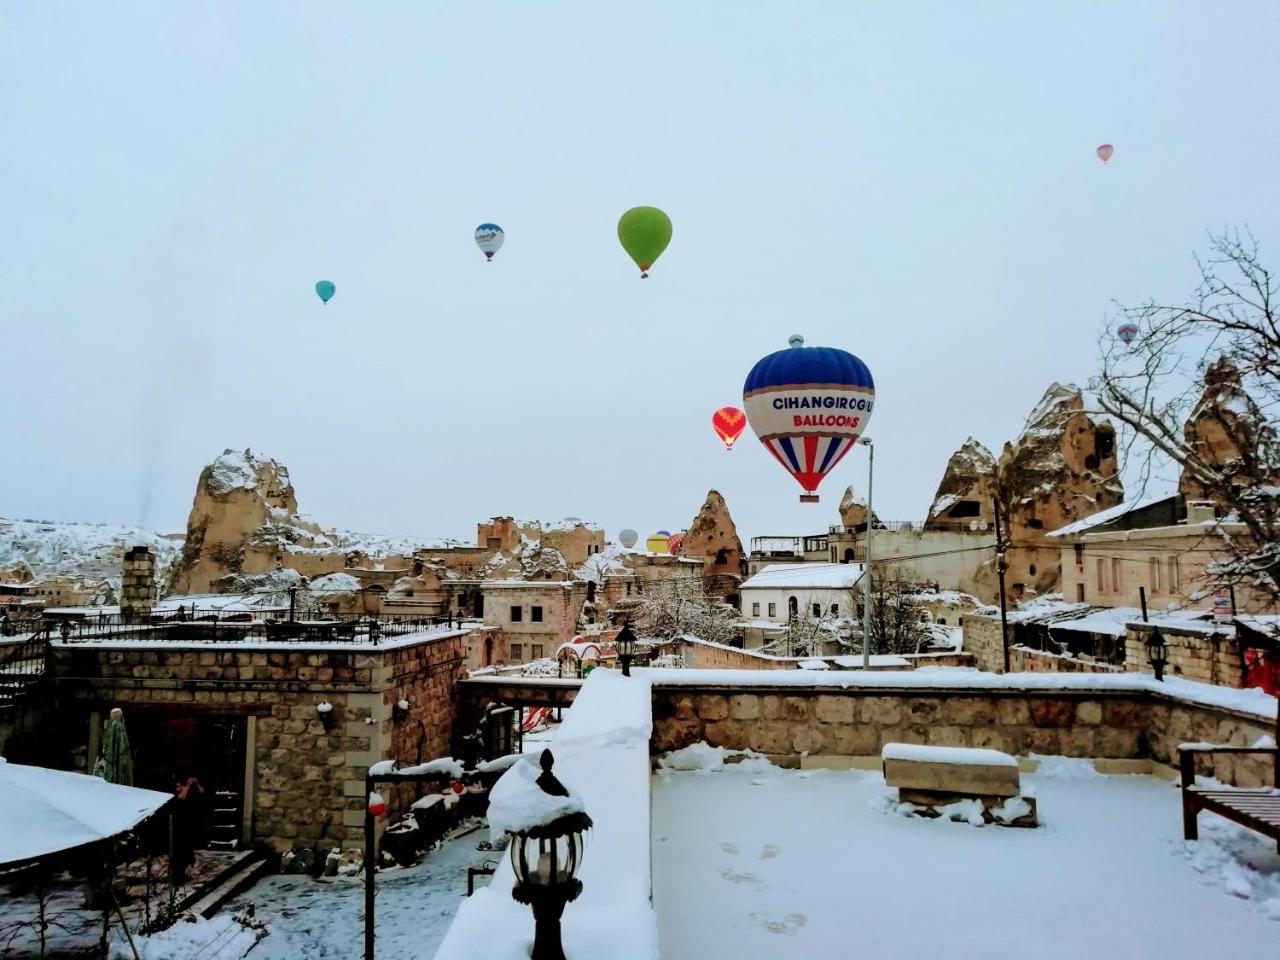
800 494 819 504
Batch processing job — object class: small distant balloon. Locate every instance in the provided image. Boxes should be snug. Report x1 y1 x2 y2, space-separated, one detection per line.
475 223 504 261
617 206 673 278
712 406 747 450
667 532 685 555
1117 322 1139 347
619 529 639 549
646 532 671 554
315 280 335 304
1096 144 1114 163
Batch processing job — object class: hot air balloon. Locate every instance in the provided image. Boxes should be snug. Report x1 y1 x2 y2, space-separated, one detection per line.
743 335 875 503
1117 322 1139 347
475 223 504 261
712 406 747 450
315 280 335 304
667 532 685 555
619 528 639 549
646 531 671 554
617 207 672 278
1096 144 1114 163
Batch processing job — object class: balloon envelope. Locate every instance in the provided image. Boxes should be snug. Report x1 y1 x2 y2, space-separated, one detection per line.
315 280 335 303
1096 144 1114 163
617 207 672 277
475 223 504 260
712 406 747 450
646 533 671 554
743 337 874 502
667 533 685 555
1117 323 1139 346
619 529 639 549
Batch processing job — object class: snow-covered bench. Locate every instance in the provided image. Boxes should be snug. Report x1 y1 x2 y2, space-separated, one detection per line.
1179 702 1279 852
882 743 1037 827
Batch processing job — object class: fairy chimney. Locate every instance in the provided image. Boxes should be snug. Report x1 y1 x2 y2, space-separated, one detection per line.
120 546 156 623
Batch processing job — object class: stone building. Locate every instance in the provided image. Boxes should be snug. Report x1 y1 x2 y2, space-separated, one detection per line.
482 580 589 663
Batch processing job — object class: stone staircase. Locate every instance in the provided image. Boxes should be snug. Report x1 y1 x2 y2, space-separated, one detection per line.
207 790 243 851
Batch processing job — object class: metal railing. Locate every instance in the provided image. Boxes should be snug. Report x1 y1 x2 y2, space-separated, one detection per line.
0 632 49 710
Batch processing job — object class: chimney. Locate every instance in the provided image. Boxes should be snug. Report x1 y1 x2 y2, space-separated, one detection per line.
120 546 156 624
1185 500 1217 525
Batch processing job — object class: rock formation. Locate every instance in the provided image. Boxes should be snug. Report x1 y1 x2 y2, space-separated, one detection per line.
1179 357 1278 507
923 440 997 531
169 449 364 594
837 485 884 531
682 490 745 600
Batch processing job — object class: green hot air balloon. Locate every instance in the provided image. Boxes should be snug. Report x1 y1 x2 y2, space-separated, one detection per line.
315 280 336 304
617 206 672 278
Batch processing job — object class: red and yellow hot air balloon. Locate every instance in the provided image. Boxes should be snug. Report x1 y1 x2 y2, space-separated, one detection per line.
667 532 685 555
711 406 746 450
1096 144 1114 164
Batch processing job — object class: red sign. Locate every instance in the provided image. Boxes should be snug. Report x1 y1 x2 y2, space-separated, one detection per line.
1212 589 1234 624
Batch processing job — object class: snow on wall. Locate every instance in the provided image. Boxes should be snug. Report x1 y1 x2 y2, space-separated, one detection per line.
434 669 658 960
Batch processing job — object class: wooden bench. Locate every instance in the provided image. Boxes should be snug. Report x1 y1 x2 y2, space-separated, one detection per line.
1178 702 1279 852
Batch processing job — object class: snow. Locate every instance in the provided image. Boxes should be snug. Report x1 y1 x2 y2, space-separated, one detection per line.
653 760 1280 957
0 759 172 866
368 757 464 779
831 654 912 669
434 669 658 960
739 562 865 590
0 516 182 582
882 743 1018 767
796 658 829 670
637 668 1278 721
1046 493 1167 538
658 742 731 773
206 448 266 497
308 572 361 592
477 753 529 774
486 756 588 842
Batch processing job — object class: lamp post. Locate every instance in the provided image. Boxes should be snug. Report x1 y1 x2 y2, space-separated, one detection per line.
508 751 593 960
615 624 637 677
861 437 874 669
1145 626 1168 681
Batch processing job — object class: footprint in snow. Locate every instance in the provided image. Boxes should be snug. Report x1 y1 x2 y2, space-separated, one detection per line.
720 841 740 855
719 868 759 885
758 844 780 859
750 911 806 934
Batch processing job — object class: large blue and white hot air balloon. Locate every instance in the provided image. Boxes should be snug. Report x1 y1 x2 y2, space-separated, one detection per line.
743 335 875 503
475 223 504 261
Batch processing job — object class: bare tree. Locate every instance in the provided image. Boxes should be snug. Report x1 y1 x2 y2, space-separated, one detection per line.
1091 229 1280 605
864 566 932 655
626 575 741 646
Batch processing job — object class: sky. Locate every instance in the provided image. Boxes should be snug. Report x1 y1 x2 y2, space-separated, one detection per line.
2 2 1279 547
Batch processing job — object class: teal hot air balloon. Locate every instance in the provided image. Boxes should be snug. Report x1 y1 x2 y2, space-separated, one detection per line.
315 280 336 304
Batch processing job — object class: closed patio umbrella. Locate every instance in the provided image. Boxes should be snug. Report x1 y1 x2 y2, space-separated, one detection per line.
95 707 133 786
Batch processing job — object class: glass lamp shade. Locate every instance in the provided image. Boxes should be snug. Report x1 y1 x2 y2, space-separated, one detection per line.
510 829 585 888
615 625 637 658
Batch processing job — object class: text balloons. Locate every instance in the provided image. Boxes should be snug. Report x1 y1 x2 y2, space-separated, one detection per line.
1096 144 1114 163
1117 322 1139 347
617 207 672 278
712 406 747 450
475 223 504 261
619 529 639 549
315 280 335 304
743 335 875 503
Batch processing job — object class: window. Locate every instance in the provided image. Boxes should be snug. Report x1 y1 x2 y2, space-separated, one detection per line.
1096 558 1105 592
531 644 544 659
1076 583 1085 602
768 603 776 618
812 603 821 617
752 602 760 617
1150 558 1162 593
1111 558 1121 592
487 537 501 548
716 548 729 565
1074 543 1084 569
510 605 523 622
1168 556 1179 590
511 643 524 661
531 605 543 623
831 603 839 616
1029 564 1037 576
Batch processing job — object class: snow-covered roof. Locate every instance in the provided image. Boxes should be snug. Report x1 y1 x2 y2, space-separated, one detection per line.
741 563 865 591
1046 494 1170 538
308 572 362 593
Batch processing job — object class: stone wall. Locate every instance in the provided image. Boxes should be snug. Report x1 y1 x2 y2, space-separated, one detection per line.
680 637 793 670
650 682 1276 788
1126 623 1243 687
49 629 474 851
964 613 1005 672
120 546 156 623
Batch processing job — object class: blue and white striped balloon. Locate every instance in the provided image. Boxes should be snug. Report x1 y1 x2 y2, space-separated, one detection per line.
743 335 875 503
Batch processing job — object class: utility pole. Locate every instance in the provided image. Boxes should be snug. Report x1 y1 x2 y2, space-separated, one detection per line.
993 495 1010 673
862 438 875 669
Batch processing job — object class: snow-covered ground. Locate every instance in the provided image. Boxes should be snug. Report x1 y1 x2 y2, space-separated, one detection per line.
652 759 1280 959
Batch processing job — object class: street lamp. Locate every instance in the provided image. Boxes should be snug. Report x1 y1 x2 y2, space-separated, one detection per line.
1145 626 1168 681
861 436 874 669
508 751 593 960
615 624 637 677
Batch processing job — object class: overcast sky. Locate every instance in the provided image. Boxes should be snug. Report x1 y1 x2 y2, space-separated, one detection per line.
3 2 1279 546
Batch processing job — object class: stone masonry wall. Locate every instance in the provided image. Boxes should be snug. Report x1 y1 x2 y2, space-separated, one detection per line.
651 685 1275 788
119 546 156 623
681 638 793 671
1126 624 1244 687
52 631 467 852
